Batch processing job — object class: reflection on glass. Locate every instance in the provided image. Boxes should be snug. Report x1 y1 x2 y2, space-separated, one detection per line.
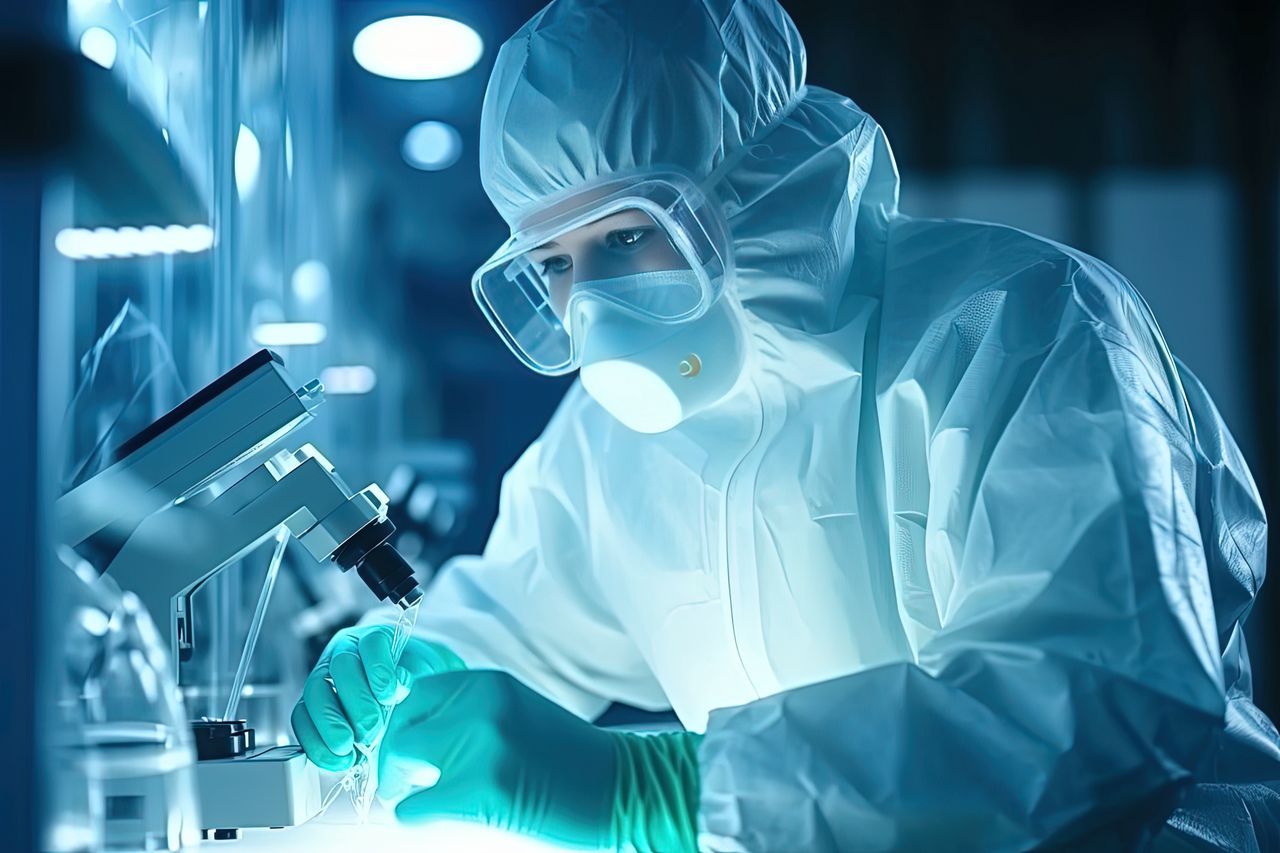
48 0 345 844
48 552 200 852
235 124 262 201
78 26 117 69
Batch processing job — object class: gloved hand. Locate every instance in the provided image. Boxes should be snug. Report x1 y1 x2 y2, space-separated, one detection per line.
377 669 701 852
291 624 465 771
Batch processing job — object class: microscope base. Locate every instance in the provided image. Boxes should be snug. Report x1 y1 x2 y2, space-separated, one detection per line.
195 746 322 833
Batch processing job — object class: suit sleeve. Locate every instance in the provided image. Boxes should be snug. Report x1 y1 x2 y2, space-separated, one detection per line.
364 386 667 720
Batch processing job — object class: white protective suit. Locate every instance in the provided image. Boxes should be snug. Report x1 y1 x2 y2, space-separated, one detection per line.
391 0 1280 849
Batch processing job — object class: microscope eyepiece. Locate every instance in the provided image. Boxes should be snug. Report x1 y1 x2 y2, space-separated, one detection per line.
333 518 423 609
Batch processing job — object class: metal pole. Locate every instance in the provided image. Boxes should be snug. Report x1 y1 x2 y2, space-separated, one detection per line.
208 0 244 719
0 156 44 853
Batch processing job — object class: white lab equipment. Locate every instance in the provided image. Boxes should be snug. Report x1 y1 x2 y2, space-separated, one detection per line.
55 350 425 840
47 551 201 853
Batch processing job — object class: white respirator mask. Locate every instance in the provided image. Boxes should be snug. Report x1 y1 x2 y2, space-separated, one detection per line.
573 276 746 433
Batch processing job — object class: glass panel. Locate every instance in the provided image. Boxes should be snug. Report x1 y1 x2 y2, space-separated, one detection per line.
54 0 340 734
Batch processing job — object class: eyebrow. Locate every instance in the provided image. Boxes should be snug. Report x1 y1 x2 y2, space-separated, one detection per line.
533 240 561 251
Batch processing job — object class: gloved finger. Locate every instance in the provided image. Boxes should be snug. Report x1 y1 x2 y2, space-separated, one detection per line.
378 719 452 806
390 666 412 706
393 778 484 827
314 628 357 669
376 749 442 806
291 702 355 772
329 650 385 744
301 667 355 759
356 626 398 703
379 708 454 790
378 679 473 801
392 669 475 729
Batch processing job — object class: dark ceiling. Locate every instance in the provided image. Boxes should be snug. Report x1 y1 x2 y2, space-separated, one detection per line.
335 0 1278 283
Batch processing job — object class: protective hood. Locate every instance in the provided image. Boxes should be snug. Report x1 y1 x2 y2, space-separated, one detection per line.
479 0 901 334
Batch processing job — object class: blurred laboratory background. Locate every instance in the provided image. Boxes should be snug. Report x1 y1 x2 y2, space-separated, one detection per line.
1 0 1277 850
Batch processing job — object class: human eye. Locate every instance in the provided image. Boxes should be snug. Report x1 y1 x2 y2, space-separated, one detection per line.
605 227 653 250
538 254 572 276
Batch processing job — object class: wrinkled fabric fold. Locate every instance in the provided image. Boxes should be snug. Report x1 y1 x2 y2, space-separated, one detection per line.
611 732 703 853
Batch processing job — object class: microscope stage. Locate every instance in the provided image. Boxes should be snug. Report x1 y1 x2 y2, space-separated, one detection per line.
195 745 322 833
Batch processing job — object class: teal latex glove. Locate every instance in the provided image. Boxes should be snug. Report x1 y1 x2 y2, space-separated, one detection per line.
291 624 465 771
377 669 701 852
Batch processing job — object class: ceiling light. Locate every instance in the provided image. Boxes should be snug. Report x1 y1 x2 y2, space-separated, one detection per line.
54 224 214 260
252 322 328 347
401 121 463 171
353 16 483 80
320 365 378 395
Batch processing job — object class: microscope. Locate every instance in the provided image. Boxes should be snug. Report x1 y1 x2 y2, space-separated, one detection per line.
55 350 423 840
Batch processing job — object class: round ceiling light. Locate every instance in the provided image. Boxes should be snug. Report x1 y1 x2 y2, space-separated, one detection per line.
402 121 463 171
353 16 483 81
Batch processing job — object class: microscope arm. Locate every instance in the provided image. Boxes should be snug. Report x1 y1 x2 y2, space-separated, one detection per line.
104 444 387 680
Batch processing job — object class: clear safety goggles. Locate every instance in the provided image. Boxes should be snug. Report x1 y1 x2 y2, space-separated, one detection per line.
472 173 732 375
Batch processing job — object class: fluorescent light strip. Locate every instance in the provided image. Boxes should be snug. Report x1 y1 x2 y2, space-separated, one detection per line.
252 322 328 347
55 224 214 260
319 365 377 394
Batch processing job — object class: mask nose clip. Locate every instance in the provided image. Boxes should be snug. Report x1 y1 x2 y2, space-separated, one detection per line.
564 291 599 357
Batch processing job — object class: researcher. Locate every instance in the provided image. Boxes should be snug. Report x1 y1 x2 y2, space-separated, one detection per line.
293 0 1280 849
